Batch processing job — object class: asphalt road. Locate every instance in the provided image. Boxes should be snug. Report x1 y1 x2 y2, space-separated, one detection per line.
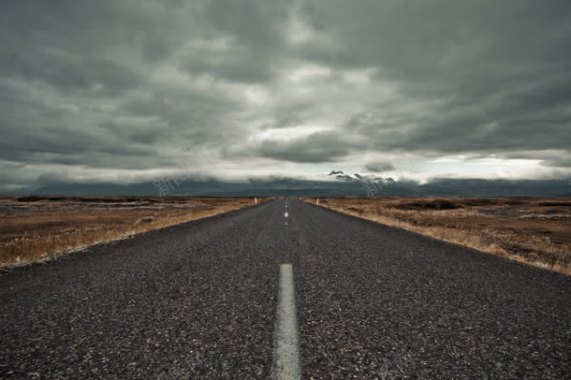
1 198 570 379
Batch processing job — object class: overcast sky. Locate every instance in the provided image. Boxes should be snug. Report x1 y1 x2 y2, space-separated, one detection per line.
1 0 571 192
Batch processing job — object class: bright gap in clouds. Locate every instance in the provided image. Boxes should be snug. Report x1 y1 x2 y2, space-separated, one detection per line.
417 156 547 181
254 126 332 142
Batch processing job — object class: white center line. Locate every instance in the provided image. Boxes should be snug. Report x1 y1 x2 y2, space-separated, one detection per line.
284 211 289 218
273 264 301 380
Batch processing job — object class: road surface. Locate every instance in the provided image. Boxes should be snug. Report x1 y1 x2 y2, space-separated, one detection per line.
1 198 570 378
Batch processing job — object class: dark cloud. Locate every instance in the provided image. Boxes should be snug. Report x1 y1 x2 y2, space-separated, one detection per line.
180 43 275 84
298 0 571 158
365 161 395 173
8 55 142 96
258 132 349 163
0 0 570 191
203 0 289 48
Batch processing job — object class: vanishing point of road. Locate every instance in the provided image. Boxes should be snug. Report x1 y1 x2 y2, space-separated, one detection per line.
1 198 570 378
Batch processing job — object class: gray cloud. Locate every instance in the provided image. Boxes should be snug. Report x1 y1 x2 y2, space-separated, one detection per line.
298 0 571 154
1 0 570 191
257 132 349 163
365 161 395 173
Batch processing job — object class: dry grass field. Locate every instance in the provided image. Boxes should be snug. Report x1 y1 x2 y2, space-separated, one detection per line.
0 196 260 268
312 197 571 276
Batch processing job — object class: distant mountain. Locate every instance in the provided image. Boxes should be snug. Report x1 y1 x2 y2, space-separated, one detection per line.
19 177 571 198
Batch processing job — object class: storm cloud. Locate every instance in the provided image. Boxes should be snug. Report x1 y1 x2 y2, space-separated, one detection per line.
1 0 570 192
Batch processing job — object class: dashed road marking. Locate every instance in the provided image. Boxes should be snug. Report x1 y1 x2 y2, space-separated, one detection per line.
273 264 301 380
284 212 289 218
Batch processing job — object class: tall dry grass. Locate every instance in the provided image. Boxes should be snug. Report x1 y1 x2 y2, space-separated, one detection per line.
0 198 259 268
312 198 571 276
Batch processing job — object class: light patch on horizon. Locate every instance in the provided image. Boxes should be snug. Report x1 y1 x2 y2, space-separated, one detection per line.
415 156 548 181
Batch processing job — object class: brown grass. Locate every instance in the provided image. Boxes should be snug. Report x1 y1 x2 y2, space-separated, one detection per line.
0 196 264 268
310 197 571 276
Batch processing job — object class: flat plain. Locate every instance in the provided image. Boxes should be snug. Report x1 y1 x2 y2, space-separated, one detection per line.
0 196 257 268
314 197 571 276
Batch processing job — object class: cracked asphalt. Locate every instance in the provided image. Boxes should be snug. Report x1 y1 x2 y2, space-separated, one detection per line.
1 198 570 378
